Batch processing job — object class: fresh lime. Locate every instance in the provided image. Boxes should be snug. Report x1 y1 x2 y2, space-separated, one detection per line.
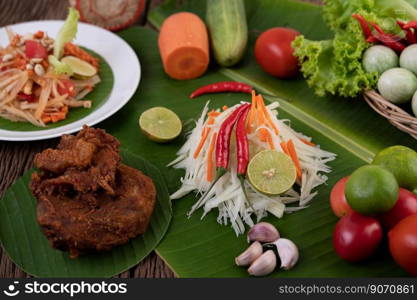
139 107 182 143
247 150 297 195
61 55 97 78
372 145 417 193
345 165 398 215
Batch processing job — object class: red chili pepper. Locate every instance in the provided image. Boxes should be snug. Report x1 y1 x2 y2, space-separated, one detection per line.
189 81 252 99
215 103 251 173
17 93 36 102
397 20 417 44
369 22 406 52
352 14 373 39
236 105 251 176
196 103 251 204
403 20 417 30
235 105 253 209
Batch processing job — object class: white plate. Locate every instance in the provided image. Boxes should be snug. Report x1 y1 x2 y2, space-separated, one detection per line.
0 20 140 141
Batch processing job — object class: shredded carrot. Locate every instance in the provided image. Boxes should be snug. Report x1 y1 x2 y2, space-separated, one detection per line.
280 141 289 155
64 42 99 69
287 139 302 179
246 91 257 133
300 138 315 146
266 133 275 149
222 105 228 111
256 95 269 142
207 132 217 182
258 94 279 135
193 116 216 158
208 110 221 117
42 106 68 124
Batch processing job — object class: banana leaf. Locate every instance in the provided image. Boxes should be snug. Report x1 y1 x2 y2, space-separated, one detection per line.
0 149 172 277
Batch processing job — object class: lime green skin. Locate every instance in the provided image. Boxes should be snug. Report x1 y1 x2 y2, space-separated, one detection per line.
345 165 398 215
372 145 417 193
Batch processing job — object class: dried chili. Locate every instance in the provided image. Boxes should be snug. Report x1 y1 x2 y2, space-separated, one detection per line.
189 81 252 99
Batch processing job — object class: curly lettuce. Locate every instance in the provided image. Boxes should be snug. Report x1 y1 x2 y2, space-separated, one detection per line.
293 0 417 98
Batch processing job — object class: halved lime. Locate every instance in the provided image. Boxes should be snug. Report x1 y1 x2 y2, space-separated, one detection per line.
247 150 297 195
139 107 182 143
61 55 97 78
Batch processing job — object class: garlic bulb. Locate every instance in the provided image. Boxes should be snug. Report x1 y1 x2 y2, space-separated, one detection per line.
235 241 263 267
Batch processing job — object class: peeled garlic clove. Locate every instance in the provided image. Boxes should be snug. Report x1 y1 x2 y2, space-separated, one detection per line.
247 250 277 277
235 241 263 267
247 222 280 243
274 238 299 270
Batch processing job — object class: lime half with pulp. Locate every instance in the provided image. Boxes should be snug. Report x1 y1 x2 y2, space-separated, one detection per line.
139 107 182 143
61 55 97 78
247 150 297 195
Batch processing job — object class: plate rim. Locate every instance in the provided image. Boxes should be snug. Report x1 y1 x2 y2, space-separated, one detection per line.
0 20 140 141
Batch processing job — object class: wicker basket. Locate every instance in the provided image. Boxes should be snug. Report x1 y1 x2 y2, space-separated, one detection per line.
364 90 417 140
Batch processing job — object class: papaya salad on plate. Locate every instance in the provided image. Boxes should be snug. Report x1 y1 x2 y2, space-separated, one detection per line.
0 8 100 127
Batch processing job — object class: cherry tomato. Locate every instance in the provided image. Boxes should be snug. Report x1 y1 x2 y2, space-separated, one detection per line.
24 40 48 59
254 27 300 78
57 79 76 97
379 188 417 229
389 214 417 276
333 212 383 262
330 176 354 218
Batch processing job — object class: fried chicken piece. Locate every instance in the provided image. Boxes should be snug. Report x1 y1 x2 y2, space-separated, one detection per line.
33 125 120 195
34 164 156 258
30 126 157 258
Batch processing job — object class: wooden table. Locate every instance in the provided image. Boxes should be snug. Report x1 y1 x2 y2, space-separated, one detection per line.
0 0 321 278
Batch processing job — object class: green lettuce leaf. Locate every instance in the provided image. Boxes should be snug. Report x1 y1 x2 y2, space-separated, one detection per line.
53 7 79 58
48 55 73 76
293 0 417 98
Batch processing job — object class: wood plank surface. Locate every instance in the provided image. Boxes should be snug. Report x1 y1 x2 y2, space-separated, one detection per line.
0 0 321 278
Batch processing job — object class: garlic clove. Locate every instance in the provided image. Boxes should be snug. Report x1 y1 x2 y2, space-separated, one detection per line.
274 238 299 270
235 241 263 267
247 250 277 277
247 222 280 243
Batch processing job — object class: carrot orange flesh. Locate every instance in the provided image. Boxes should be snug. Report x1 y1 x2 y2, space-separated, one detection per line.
158 12 209 80
246 91 257 133
300 138 315 146
257 94 279 135
193 116 216 158
207 132 218 182
287 139 302 179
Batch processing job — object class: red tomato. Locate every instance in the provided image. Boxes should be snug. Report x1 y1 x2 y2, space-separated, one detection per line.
330 176 354 218
254 27 300 78
379 188 417 229
333 212 383 262
25 40 47 59
57 79 76 97
389 214 417 276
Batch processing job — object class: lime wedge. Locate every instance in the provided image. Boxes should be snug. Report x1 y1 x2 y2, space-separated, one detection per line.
139 107 182 143
247 150 297 195
61 55 97 77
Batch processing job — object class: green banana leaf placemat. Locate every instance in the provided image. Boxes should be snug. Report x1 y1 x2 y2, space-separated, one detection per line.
0 149 172 277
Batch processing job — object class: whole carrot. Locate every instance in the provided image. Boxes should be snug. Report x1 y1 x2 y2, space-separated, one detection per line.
189 81 252 99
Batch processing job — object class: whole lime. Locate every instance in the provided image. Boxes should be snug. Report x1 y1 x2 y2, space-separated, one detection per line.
372 145 417 193
345 165 399 215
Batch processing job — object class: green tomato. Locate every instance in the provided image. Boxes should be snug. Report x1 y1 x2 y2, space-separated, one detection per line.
363 45 398 74
400 45 417 75
377 68 417 104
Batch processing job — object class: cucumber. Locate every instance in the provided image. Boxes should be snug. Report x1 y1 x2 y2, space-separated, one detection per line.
206 0 248 67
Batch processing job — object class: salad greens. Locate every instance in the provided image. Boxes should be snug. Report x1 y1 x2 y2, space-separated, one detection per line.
293 0 417 98
48 7 79 75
